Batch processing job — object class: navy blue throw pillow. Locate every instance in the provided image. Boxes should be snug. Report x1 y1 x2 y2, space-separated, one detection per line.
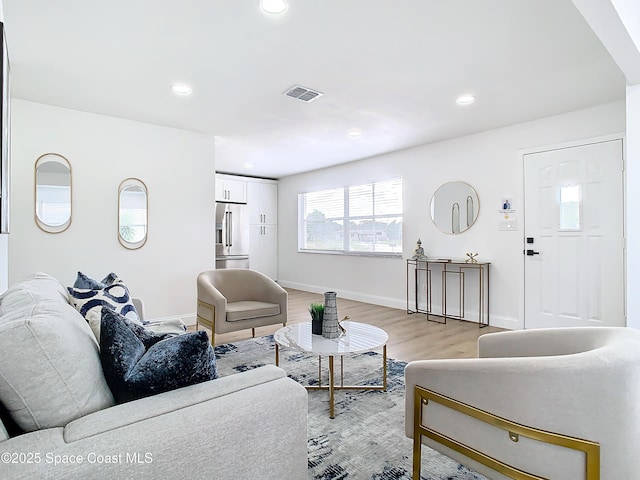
100 308 218 403
73 271 119 289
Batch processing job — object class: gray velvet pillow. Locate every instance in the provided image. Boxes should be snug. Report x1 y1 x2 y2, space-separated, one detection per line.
99 308 218 403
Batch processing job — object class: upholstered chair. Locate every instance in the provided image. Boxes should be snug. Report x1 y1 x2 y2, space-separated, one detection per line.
197 269 287 346
405 327 640 480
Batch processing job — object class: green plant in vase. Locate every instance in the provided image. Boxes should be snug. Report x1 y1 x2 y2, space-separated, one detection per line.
309 302 324 335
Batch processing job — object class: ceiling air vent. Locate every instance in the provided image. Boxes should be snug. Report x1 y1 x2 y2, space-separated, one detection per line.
283 84 323 102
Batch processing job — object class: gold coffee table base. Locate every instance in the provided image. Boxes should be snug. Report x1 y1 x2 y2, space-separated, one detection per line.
275 344 387 419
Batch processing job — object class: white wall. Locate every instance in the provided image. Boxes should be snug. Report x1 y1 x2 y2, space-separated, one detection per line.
278 101 625 329
626 84 640 328
0 233 6 293
0 0 6 293
9 100 215 320
571 0 640 328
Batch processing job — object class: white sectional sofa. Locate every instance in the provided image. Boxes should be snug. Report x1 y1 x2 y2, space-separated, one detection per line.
0 273 308 480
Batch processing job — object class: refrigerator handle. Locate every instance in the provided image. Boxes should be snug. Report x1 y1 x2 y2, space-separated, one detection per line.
224 211 230 246
228 211 233 247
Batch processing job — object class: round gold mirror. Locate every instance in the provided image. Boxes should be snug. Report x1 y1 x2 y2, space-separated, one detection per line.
430 181 479 234
118 178 148 249
34 153 72 233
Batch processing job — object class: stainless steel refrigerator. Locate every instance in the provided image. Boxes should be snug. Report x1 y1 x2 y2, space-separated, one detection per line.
215 202 250 269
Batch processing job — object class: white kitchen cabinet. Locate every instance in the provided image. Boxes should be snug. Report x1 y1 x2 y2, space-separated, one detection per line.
215 175 247 203
249 224 278 280
247 179 278 279
247 181 277 225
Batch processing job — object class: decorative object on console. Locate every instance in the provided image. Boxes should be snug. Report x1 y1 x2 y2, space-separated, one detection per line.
67 272 142 342
322 291 342 339
411 238 427 260
465 252 478 263
309 302 324 335
99 308 218 403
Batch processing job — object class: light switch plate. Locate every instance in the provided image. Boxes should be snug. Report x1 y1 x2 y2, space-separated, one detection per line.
499 219 518 231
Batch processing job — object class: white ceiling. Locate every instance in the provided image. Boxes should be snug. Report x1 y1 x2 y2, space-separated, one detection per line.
3 0 625 178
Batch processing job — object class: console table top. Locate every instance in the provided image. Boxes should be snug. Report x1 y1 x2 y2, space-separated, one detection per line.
406 258 491 266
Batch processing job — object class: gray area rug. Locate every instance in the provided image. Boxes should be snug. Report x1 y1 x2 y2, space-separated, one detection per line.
215 335 487 480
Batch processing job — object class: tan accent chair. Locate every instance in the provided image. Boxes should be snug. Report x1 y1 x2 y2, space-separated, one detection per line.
197 269 287 346
405 327 640 480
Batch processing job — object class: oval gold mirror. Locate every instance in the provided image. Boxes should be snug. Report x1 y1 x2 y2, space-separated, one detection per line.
118 178 148 249
430 181 479 234
34 153 72 233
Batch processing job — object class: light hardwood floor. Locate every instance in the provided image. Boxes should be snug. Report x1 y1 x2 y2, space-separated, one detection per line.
195 288 504 362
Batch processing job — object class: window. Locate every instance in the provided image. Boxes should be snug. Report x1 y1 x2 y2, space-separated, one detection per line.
299 178 402 255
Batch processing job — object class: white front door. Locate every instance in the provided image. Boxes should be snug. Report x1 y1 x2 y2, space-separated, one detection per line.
524 139 624 329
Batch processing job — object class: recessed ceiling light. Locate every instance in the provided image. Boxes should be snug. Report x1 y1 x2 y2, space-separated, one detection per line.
244 163 254 169
260 0 288 14
348 130 361 138
171 84 192 95
456 94 475 105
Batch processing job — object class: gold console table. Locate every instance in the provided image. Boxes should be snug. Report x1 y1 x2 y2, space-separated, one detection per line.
406 259 490 328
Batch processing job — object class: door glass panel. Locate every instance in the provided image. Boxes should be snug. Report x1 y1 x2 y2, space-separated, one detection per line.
559 184 581 231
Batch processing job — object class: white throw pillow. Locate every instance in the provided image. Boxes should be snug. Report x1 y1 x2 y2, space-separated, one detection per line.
67 279 142 342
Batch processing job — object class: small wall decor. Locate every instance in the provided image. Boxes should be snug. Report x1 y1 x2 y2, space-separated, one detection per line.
498 197 518 231
118 178 148 249
431 181 480 234
34 153 72 234
465 252 478 264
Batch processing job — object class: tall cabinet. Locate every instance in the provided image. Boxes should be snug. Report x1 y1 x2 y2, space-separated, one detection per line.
247 179 278 280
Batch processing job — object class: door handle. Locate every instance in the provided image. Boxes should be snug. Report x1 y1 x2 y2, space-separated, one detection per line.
526 249 540 256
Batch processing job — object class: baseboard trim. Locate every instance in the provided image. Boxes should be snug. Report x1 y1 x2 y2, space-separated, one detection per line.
279 280 520 330
488 315 520 330
278 280 406 310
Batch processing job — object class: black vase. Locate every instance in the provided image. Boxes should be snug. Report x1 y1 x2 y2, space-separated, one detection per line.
311 316 323 335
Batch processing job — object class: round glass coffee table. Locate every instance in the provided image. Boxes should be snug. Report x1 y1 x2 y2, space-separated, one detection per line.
273 320 388 418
